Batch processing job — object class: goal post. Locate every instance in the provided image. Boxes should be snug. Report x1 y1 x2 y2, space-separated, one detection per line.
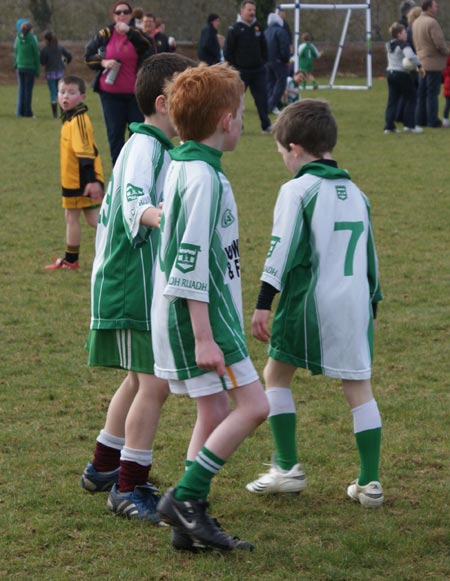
278 1 372 90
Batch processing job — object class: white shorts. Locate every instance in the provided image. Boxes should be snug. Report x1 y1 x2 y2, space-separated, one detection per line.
168 356 259 398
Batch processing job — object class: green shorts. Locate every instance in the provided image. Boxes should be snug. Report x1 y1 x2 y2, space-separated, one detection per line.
86 329 155 374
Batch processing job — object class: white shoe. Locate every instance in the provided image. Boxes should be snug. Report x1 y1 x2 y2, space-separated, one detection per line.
271 107 281 115
347 480 384 507
384 129 400 134
404 126 423 134
246 463 307 494
443 119 450 128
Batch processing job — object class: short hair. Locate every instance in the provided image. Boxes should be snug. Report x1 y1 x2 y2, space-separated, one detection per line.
135 53 196 116
389 22 405 38
421 0 433 11
143 12 155 20
241 1 256 9
301 32 313 42
167 64 244 142
273 99 337 157
59 75 86 94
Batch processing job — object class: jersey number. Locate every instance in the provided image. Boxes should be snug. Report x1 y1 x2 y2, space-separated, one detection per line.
333 221 364 276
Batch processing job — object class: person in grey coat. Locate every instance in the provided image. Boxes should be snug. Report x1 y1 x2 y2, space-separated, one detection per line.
265 12 291 114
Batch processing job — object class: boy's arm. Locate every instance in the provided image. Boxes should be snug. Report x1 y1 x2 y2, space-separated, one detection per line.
252 281 278 342
187 299 226 377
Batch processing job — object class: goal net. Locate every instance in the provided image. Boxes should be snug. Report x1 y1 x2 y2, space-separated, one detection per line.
278 1 372 90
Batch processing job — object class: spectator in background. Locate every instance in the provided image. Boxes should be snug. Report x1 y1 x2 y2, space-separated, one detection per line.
384 22 424 134
142 13 174 53
278 8 293 56
14 20 40 118
265 12 291 115
85 1 154 165
155 16 176 52
224 0 272 133
399 0 416 27
132 6 144 29
441 56 450 127
412 0 448 128
40 31 73 118
198 13 221 65
298 32 321 90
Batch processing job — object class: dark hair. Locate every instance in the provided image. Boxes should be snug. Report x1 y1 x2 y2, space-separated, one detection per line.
44 31 57 46
111 1 133 16
135 53 196 116
240 1 256 8
59 75 86 94
21 22 33 35
273 99 337 157
421 0 434 10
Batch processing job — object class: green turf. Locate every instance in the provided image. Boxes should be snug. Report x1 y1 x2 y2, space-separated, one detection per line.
1 79 450 580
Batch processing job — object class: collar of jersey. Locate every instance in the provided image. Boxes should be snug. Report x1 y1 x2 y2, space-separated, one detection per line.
129 122 174 150
62 103 88 122
295 160 350 180
169 141 223 172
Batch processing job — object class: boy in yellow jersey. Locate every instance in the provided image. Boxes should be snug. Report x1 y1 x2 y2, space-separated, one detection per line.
45 76 104 270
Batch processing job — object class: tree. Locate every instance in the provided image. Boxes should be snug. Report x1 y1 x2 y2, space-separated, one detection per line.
29 0 52 32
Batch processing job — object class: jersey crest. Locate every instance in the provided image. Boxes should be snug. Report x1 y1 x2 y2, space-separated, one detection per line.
176 243 201 273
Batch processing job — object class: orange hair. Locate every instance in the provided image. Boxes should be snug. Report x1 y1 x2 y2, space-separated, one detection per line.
167 63 244 142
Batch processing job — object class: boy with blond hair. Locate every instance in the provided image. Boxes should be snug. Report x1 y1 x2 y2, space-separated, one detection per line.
246 100 384 508
153 64 269 551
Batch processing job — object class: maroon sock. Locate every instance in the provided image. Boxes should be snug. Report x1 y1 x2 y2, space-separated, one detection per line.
92 442 121 472
118 460 150 492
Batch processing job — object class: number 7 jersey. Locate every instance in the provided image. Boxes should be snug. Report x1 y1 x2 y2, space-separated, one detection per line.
262 161 383 380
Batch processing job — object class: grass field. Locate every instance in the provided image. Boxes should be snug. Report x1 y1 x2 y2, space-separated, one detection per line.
1 78 450 580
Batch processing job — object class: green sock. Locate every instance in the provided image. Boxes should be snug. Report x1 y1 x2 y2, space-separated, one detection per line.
269 413 298 470
355 427 381 485
175 446 225 501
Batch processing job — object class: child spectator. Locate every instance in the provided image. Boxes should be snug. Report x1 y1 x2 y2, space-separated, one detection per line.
14 21 40 117
246 99 384 508
152 64 269 551
384 22 424 134
45 76 104 270
40 31 73 118
81 54 196 523
283 70 305 106
442 56 450 127
298 32 321 89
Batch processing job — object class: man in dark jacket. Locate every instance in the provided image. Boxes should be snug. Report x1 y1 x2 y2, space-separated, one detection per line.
198 13 221 65
265 12 291 114
224 0 272 132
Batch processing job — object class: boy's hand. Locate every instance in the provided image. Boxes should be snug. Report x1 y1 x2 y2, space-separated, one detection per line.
252 309 271 342
141 206 162 228
195 338 226 377
83 182 104 200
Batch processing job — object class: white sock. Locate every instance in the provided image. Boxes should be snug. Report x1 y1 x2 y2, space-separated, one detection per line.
266 387 296 417
351 399 382 434
96 429 125 450
120 446 153 467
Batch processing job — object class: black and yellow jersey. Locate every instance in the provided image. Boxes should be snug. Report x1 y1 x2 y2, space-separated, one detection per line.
60 104 104 197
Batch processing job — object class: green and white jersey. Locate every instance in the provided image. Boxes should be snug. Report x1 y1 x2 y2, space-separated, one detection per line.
264 161 383 380
91 123 173 331
152 141 248 380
